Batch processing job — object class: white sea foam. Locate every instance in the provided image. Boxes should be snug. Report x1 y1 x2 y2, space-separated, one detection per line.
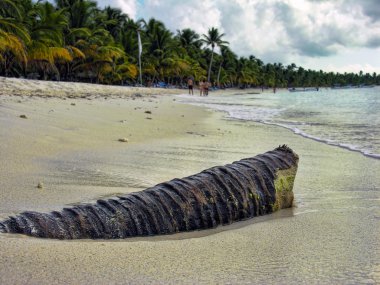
177 90 380 160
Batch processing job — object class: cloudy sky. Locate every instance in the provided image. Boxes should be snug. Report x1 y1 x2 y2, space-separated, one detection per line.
98 0 380 73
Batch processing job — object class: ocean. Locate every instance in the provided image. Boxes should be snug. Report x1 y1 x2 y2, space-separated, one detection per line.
179 87 380 159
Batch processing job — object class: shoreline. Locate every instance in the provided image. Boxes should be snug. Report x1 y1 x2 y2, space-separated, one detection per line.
0 78 379 284
177 87 380 161
220 114 380 160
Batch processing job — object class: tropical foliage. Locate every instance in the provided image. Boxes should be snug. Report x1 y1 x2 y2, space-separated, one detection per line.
1 0 379 87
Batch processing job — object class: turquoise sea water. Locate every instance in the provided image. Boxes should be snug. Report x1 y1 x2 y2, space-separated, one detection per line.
179 87 380 159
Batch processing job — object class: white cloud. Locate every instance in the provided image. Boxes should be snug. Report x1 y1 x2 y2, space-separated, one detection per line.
117 0 138 19
299 47 380 74
141 0 222 34
325 63 379 74
97 0 138 19
99 0 380 73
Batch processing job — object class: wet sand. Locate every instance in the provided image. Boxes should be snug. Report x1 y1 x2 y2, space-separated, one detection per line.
0 78 379 284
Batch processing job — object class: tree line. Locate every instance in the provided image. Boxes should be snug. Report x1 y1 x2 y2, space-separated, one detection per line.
1 0 379 88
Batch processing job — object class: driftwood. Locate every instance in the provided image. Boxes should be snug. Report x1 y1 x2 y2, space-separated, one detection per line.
0 145 299 239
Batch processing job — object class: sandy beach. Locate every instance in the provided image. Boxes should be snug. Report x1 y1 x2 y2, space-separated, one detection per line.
0 77 379 284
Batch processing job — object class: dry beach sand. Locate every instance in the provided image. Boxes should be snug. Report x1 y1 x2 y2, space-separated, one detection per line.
0 77 379 284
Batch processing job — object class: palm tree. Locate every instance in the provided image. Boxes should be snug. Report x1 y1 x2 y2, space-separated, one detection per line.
0 10 30 75
142 18 177 83
0 0 23 20
56 0 97 29
201 27 228 82
176 28 202 58
176 29 201 49
100 6 128 42
124 18 144 84
71 25 126 83
26 2 71 79
0 30 28 76
92 45 125 83
235 57 259 87
216 46 237 86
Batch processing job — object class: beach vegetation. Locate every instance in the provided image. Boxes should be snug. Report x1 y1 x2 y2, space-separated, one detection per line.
201 27 229 82
0 0 379 87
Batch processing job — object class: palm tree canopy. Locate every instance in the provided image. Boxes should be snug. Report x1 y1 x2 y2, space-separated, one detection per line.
176 28 202 49
202 27 229 49
201 27 229 82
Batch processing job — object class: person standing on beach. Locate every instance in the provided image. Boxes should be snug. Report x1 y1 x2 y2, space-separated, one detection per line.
204 81 210 96
199 80 204 96
187 78 194 95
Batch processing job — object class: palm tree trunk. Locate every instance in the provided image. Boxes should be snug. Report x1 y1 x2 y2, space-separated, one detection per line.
207 47 214 82
217 60 223 87
137 30 143 86
138 53 142 85
4 56 11 77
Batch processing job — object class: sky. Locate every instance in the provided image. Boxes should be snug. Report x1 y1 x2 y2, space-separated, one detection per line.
97 0 380 74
